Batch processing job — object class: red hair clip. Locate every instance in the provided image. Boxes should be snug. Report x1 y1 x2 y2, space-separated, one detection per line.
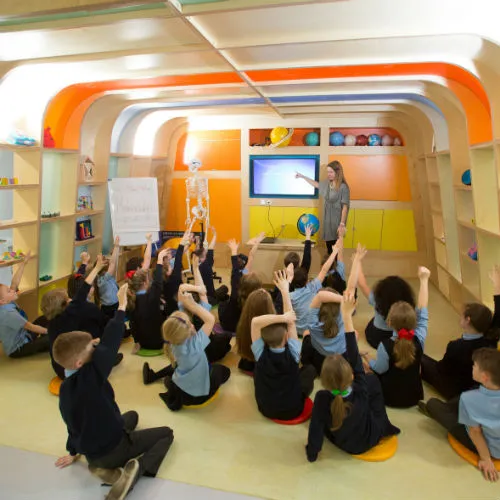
125 270 136 280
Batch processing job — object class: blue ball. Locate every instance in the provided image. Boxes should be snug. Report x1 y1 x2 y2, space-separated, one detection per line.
461 169 471 186
329 131 345 146
368 134 382 146
304 131 320 146
297 213 320 236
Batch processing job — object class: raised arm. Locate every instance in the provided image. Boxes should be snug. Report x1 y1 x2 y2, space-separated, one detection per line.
245 232 265 273
107 236 120 277
141 233 153 271
310 290 343 309
192 254 208 304
317 240 341 282
251 311 295 343
300 225 313 272
209 226 217 250
179 291 215 336
417 266 430 309
341 292 364 377
357 262 371 299
295 171 319 189
489 265 500 328
10 250 32 292
72 255 105 304
228 239 241 299
77 251 90 275
346 244 366 294
274 270 298 340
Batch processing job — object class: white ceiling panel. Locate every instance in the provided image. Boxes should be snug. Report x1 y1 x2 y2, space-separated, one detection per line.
0 17 208 61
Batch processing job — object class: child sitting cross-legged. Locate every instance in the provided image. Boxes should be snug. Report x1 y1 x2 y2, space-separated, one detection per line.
159 284 231 411
251 270 317 421
53 284 174 500
419 348 500 482
306 292 400 462
0 251 49 358
366 266 430 408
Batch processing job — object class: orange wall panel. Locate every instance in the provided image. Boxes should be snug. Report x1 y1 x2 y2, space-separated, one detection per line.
330 155 411 202
174 130 241 171
166 178 241 242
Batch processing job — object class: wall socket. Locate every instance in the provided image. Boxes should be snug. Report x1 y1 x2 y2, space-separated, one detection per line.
260 199 272 206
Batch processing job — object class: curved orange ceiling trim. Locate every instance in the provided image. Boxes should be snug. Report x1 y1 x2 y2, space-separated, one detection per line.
44 63 491 150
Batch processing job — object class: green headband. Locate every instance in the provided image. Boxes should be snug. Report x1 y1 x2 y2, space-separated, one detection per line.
331 389 350 397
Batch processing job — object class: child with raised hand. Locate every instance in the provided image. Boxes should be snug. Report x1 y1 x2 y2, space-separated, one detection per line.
125 233 153 279
367 266 430 408
95 236 121 321
357 265 416 348
421 265 500 400
43 255 122 380
127 247 170 352
53 284 174 500
291 238 342 337
159 286 231 411
242 231 266 275
251 270 317 420
219 238 262 333
322 236 347 294
420 348 500 482
0 251 50 358
306 292 400 462
236 288 276 374
301 244 366 375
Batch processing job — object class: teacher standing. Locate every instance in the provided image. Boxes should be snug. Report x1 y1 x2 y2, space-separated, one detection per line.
296 160 350 254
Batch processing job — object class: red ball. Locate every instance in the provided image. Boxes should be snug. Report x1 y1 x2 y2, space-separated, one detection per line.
356 134 368 146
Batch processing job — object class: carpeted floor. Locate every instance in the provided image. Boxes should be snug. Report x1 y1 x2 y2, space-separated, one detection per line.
0 277 495 500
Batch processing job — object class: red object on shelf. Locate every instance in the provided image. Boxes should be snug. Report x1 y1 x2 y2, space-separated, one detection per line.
43 127 55 148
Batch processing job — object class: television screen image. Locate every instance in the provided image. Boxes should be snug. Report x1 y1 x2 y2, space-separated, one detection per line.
250 155 319 198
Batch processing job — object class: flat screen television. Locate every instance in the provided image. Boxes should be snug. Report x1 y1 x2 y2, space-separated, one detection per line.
249 155 320 199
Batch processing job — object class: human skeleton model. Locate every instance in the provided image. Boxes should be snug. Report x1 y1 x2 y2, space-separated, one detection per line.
185 159 210 249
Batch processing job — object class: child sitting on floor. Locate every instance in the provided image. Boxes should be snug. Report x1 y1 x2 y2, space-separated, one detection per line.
251 270 317 421
0 251 49 358
43 255 122 380
306 292 400 461
357 267 416 348
367 266 430 408
236 288 277 374
53 283 174 499
127 248 170 352
218 239 262 333
419 348 500 482
421 265 500 400
301 244 366 375
159 286 231 411
291 239 341 337
94 236 120 321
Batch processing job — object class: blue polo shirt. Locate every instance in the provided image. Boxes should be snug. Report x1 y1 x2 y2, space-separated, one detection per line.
459 386 500 459
290 278 322 335
96 273 119 306
0 303 31 356
251 337 301 362
307 307 346 356
172 328 210 397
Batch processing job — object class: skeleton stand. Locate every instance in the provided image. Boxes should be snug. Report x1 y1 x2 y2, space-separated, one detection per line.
185 159 210 249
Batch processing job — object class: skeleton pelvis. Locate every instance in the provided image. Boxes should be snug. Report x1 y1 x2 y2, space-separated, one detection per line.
192 206 207 218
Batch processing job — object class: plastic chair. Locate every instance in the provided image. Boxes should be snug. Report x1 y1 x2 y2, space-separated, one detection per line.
272 397 313 425
448 434 500 470
137 348 163 357
48 376 62 396
184 390 220 409
352 435 398 462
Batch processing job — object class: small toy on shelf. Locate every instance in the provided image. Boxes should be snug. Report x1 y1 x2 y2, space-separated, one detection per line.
43 127 55 148
80 156 95 182
77 195 94 212
0 250 25 265
41 211 61 218
461 169 472 186
7 130 37 147
467 244 478 261
39 275 53 282
76 219 93 241
1 177 19 185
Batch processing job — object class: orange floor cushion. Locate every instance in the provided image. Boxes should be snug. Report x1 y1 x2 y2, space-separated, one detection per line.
448 434 500 470
352 435 398 462
48 376 62 396
184 390 220 409
272 397 314 425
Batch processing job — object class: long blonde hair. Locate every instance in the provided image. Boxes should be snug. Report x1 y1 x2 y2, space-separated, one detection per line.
162 312 193 367
319 287 341 339
387 301 417 369
327 160 348 190
321 354 353 431
127 269 149 310
236 288 275 360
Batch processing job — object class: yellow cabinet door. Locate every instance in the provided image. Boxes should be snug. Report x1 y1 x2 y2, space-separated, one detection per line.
381 210 417 251
352 209 383 249
343 208 355 248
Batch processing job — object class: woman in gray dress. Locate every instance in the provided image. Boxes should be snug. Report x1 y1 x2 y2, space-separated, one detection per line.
296 160 350 254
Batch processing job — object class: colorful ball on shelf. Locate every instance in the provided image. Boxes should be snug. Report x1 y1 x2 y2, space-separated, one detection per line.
270 127 294 148
468 244 478 261
297 213 320 236
368 134 382 146
329 131 345 146
356 134 368 146
393 137 402 146
461 169 472 186
304 131 320 146
381 134 394 146
344 134 356 146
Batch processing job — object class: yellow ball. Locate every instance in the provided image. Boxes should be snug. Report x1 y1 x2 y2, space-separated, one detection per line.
270 127 292 147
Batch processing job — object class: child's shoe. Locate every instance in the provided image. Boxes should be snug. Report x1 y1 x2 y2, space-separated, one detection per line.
88 465 122 485
105 459 140 500
142 362 156 385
